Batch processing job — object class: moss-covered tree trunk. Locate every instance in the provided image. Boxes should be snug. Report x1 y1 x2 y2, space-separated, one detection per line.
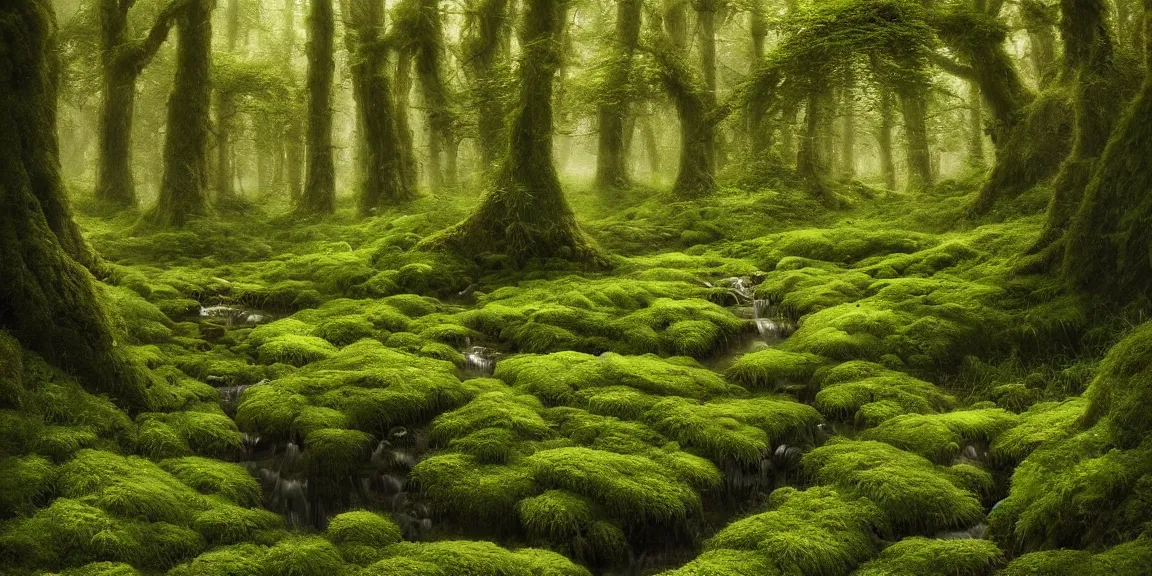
1030 0 1121 258
877 84 897 190
652 0 720 198
282 0 304 201
1021 0 1059 88
343 0 413 213
898 82 933 190
423 0 600 264
839 66 857 181
1 0 149 408
594 0 641 189
297 0 336 215
394 47 419 194
411 0 457 189
214 0 242 205
95 0 185 209
1061 0 1152 301
463 0 511 170
150 0 214 227
966 80 986 169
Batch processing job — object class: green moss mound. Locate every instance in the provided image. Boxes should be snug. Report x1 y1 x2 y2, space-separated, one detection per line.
852 537 1001 576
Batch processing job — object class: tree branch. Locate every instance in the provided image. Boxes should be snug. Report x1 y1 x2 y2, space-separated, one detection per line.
930 52 976 79
118 0 192 74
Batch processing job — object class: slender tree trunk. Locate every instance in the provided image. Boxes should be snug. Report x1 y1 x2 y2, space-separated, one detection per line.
150 0 214 227
594 0 641 189
395 47 418 193
642 111 661 175
655 0 717 197
839 66 857 181
298 0 336 215
425 0 599 264
1 0 149 408
878 85 897 190
747 1 770 157
215 91 237 203
966 80 986 169
1021 0 1058 88
95 0 184 209
898 83 933 190
696 1 718 173
344 0 412 213
413 0 456 189
463 0 510 169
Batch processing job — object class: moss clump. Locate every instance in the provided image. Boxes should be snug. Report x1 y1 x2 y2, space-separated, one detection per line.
517 490 627 565
577 386 658 420
168 543 267 576
525 447 704 525
645 397 822 465
312 317 377 346
802 440 985 534
1083 322 1152 449
256 335 337 366
852 537 1002 576
262 536 344 576
704 486 883 575
496 352 733 407
411 453 535 522
726 349 825 392
56 450 207 524
657 549 778 575
192 504 283 545
379 541 591 576
326 510 402 548
744 227 934 270
430 391 552 444
304 428 374 477
0 454 55 516
137 409 243 459
160 457 263 507
988 398 1086 465
813 363 954 425
860 409 1018 464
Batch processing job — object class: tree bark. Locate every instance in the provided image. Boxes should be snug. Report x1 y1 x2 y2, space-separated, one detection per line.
395 47 419 194
1 0 149 408
412 0 456 189
297 0 336 215
839 66 857 181
424 0 600 264
149 0 214 227
877 84 897 190
343 0 413 213
462 0 511 169
1020 0 1059 88
898 82 933 190
966 80 986 169
594 0 641 189
95 0 186 208
1061 0 1152 302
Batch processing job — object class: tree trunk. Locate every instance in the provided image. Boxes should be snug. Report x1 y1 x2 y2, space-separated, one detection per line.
150 0 214 227
1 0 149 408
966 80 986 169
414 0 456 189
215 90 237 203
642 111 661 175
424 0 600 265
696 1 718 173
1021 0 1058 88
344 0 412 213
463 0 511 170
839 66 857 181
878 85 897 190
594 0 641 189
395 47 419 194
898 83 933 190
797 90 836 205
1027 0 1127 258
95 0 184 209
298 0 336 215
1061 0 1152 301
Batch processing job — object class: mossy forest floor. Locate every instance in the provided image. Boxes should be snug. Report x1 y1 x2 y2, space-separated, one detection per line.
3 177 1147 576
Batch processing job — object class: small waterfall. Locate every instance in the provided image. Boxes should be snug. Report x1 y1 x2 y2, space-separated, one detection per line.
464 346 498 375
752 300 797 342
199 305 271 326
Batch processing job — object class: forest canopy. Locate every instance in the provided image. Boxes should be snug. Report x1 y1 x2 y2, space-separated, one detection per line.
2 0 1152 575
